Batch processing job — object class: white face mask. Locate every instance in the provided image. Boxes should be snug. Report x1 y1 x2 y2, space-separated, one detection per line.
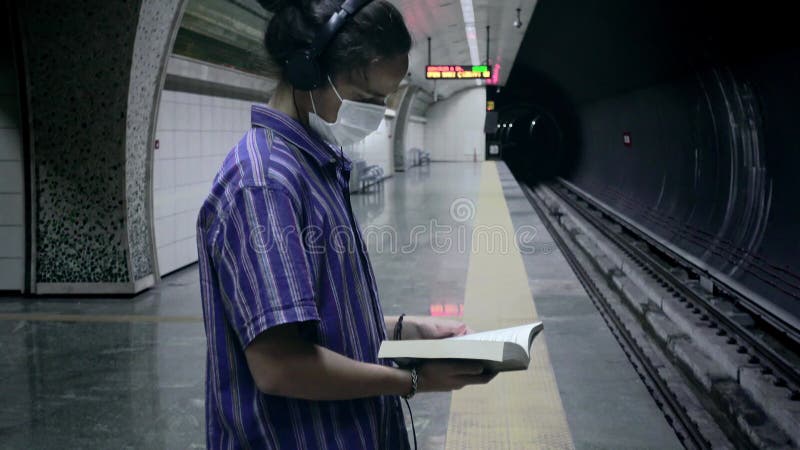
308 75 386 147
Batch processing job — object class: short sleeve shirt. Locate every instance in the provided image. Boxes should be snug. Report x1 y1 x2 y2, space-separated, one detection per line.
196 104 409 449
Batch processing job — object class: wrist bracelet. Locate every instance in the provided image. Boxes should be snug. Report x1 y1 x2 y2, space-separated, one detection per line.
402 367 418 399
394 313 406 340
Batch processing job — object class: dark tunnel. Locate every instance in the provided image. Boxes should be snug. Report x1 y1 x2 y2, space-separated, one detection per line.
494 0 800 329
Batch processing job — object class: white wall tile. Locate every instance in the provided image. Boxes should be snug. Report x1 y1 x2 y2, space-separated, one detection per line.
154 186 175 218
173 131 191 158
175 210 196 241
229 108 240 131
152 157 163 190
212 107 224 131
172 185 190 214
162 158 176 190
188 132 202 158
154 215 176 248
424 88 486 161
192 185 209 210
173 158 189 185
176 237 198 267
154 91 257 277
172 91 188 103
174 102 190 130
201 106 213 131
0 225 24 257
0 160 23 193
0 194 23 225
0 128 22 161
187 103 201 130
202 156 220 181
187 158 204 184
0 72 23 290
0 258 24 291
155 130 172 160
199 131 214 157
158 242 178 276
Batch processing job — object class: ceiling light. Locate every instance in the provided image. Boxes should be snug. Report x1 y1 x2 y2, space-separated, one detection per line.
513 8 522 29
459 0 482 87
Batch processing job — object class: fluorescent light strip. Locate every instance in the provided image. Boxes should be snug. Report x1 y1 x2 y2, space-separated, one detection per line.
459 0 483 86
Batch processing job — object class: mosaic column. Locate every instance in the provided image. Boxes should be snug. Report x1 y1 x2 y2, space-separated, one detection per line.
18 0 187 294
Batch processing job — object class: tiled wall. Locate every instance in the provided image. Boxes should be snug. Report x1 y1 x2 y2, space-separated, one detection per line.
0 44 23 291
407 117 426 155
424 87 486 162
152 90 252 276
154 93 408 276
344 114 395 176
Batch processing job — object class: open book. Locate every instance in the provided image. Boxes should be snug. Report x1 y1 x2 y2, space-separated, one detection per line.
378 322 544 373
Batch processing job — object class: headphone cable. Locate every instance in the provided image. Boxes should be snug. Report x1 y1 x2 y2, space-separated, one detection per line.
402 396 418 450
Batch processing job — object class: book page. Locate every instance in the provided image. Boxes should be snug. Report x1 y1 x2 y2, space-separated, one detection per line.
448 323 538 353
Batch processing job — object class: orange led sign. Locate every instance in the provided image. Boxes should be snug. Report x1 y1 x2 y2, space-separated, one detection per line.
426 65 492 80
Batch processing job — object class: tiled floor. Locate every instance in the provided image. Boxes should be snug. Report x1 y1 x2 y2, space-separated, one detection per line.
0 162 680 449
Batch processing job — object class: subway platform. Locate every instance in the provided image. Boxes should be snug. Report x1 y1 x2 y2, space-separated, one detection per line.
0 162 681 449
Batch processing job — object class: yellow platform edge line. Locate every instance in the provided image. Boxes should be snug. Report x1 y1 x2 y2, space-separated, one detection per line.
445 161 575 450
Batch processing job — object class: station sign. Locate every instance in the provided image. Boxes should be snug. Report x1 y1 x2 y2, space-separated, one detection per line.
426 65 492 80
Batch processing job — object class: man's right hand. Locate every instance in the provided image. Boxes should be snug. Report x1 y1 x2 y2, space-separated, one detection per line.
415 360 497 393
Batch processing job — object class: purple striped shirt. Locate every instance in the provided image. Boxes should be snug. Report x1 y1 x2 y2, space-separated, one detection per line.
196 104 409 449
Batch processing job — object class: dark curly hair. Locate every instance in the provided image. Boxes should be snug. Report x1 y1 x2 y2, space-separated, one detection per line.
259 0 412 83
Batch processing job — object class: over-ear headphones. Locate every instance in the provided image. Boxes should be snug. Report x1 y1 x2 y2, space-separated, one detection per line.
285 0 373 91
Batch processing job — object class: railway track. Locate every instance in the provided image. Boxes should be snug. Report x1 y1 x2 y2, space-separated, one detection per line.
523 180 800 449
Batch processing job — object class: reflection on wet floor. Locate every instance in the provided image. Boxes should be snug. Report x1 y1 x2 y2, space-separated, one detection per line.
0 163 480 449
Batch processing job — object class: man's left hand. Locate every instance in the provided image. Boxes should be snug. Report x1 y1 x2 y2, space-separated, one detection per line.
409 316 474 339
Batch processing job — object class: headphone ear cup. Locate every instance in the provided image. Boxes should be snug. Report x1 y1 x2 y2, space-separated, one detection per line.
286 52 321 91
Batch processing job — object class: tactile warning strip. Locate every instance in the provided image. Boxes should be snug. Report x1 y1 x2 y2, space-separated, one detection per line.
445 162 574 449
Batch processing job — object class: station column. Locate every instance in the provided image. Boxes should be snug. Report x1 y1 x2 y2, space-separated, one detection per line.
16 0 187 294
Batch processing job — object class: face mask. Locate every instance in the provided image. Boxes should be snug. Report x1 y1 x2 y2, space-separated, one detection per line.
308 75 386 147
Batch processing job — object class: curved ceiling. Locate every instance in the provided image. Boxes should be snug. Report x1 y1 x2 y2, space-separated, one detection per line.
173 0 538 101
389 0 537 99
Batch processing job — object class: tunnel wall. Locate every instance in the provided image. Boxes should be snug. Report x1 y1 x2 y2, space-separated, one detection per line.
569 50 800 321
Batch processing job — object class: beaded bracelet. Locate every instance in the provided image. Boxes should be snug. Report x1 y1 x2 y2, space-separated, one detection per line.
402 367 418 399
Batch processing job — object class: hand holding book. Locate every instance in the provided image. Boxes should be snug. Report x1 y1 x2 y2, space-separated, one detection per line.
379 322 544 373
404 315 475 340
414 360 498 393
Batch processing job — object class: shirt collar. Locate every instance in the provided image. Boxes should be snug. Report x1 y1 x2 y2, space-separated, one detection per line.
251 104 350 170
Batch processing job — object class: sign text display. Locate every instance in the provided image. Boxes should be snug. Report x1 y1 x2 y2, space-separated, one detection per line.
426 65 492 80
